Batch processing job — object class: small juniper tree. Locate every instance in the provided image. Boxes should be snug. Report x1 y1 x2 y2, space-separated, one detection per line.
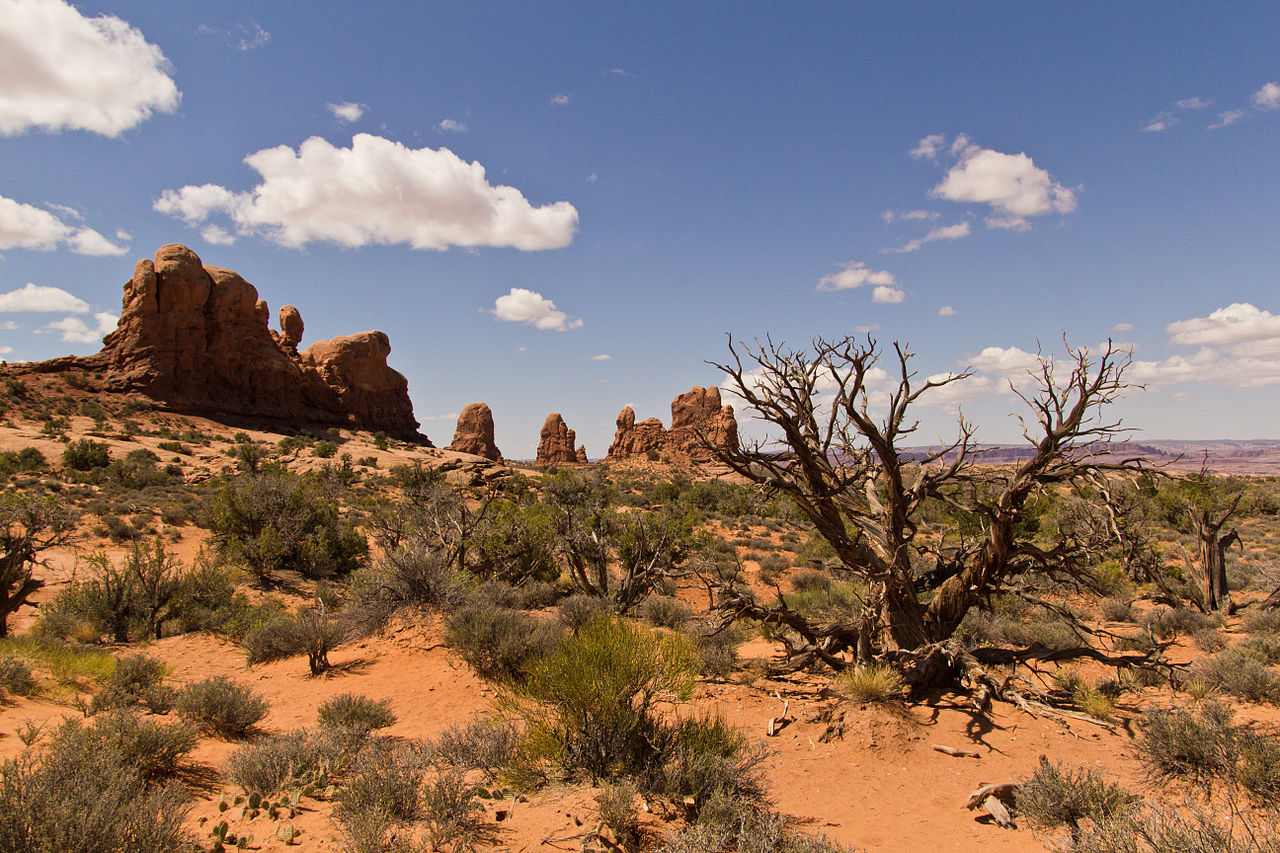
0 495 75 637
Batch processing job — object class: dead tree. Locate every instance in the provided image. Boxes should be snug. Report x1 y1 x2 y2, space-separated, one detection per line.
1189 492 1243 614
0 495 75 637
709 335 1146 684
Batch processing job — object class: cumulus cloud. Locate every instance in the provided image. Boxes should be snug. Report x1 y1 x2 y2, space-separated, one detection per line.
326 102 364 123
591 353 612 361
886 221 970 253
1253 82 1280 110
201 225 235 245
816 261 896 292
1208 110 1245 130
493 288 581 331
0 283 89 313
155 133 579 251
1129 303 1280 388
0 195 126 255
915 373 996 408
0 346 11 355
966 345 1042 376
1143 113 1177 133
551 94 570 106
436 118 468 132
0 0 179 136
1112 322 1134 332
44 311 117 343
927 135 1077 231
939 305 956 317
871 285 905 304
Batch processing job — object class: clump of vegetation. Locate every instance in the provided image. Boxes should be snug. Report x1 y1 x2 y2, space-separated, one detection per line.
432 717 518 781
0 655 35 697
444 599 560 682
242 601 355 675
835 664 903 704
226 728 342 795
1017 757 1136 834
317 693 397 739
88 653 172 714
174 675 269 738
61 438 111 471
1190 646 1280 703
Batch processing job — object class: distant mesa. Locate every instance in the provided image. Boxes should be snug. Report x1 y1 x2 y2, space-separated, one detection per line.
607 385 737 462
448 402 502 461
25 244 424 442
536 412 588 465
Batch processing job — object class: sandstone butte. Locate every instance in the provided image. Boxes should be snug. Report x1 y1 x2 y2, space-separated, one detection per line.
536 412 588 465
23 244 424 442
607 385 738 462
447 402 502 461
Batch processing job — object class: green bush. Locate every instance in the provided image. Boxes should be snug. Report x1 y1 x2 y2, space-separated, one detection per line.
1191 646 1280 703
503 616 696 781
242 603 354 675
61 438 111 471
89 653 172 715
1137 703 1237 786
225 728 340 795
0 655 35 696
641 595 691 629
557 592 613 631
445 601 560 682
75 710 197 782
661 715 767 813
174 675 269 738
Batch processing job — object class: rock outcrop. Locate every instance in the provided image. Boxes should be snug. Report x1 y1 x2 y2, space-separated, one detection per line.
606 386 737 462
89 244 422 440
536 412 586 465
448 402 501 460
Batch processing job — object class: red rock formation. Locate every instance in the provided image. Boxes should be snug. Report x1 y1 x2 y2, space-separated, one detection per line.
91 244 422 440
606 406 668 459
576 446 589 463
448 402 501 460
606 387 738 461
536 412 584 464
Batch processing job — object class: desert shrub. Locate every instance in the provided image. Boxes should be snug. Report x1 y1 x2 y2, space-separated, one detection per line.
660 787 854 853
597 780 642 849
0 718 193 853
445 601 560 682
336 739 427 826
350 542 472 627
317 693 397 739
226 728 339 795
61 438 111 471
503 616 696 782
689 622 743 680
1242 608 1280 635
77 710 197 781
89 653 172 714
642 595 691 629
756 553 790 585
661 715 767 813
0 655 34 696
789 568 832 593
1074 686 1116 722
1099 597 1135 622
1017 757 1135 832
1137 703 1237 786
1192 628 1227 653
1235 633 1280 664
421 768 489 852
1144 607 1220 640
432 717 518 780
835 664 903 703
243 603 354 675
1191 646 1280 703
312 440 338 458
1064 795 1280 853
558 592 613 631
174 675 269 738
207 469 367 583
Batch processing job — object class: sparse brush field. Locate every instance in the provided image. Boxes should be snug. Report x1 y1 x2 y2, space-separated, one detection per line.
1 367 1280 853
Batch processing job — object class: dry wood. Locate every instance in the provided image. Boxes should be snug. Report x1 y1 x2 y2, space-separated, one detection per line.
932 744 981 758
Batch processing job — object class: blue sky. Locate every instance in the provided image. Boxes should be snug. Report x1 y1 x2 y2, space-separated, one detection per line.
1 1 1278 457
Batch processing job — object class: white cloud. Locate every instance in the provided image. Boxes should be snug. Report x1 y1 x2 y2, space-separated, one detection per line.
886 221 970 253
492 287 582 331
910 134 946 160
916 372 995 408
198 21 270 51
0 283 89 313
871 285 905 304
201 225 235 245
0 194 125 255
816 261 896 292
1166 303 1280 349
929 136 1077 230
1112 322 1134 332
591 353 611 361
326 102 364 123
1253 82 1280 110
155 133 579 251
436 118 468 133
551 94 570 106
1143 113 1177 133
966 345 1042 376
1176 97 1212 110
0 0 179 136
1208 110 1245 130
0 346 11 355
882 209 938 223
0 320 18 330
938 305 955 317
45 311 117 343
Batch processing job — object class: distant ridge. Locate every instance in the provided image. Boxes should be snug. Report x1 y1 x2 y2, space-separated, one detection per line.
897 439 1280 476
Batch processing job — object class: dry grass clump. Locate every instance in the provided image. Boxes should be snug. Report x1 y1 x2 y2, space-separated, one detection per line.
225 728 342 795
317 693 397 740
1190 647 1280 704
174 675 269 738
835 664 903 704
